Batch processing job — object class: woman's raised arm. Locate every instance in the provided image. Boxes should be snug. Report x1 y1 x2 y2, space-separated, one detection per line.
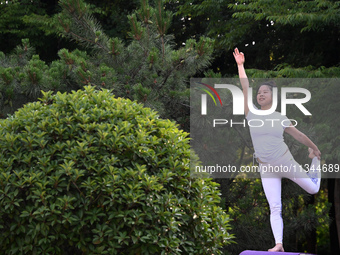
233 48 250 116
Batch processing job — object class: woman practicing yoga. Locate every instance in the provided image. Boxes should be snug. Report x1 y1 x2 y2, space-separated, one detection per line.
233 48 321 252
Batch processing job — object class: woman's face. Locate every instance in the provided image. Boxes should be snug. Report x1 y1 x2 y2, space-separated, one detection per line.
257 85 272 108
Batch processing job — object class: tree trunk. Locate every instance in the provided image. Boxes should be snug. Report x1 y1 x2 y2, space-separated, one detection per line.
328 178 340 254
306 196 316 254
335 179 340 248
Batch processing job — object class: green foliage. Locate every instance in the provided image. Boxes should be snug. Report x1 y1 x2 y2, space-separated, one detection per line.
231 0 340 32
0 0 74 62
0 86 233 254
168 0 340 73
85 0 140 39
0 0 215 131
0 39 55 118
166 0 234 49
0 0 46 36
229 0 340 68
0 0 141 59
56 0 214 126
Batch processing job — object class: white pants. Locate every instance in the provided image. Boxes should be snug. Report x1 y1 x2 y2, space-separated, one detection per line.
259 150 321 244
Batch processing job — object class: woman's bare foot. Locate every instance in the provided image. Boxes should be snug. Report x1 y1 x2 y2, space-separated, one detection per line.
308 147 317 159
268 243 284 252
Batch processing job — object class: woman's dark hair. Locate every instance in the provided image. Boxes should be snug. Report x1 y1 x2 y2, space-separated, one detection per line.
256 80 277 95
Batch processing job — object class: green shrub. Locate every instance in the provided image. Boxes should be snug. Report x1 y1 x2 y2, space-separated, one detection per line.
0 86 233 254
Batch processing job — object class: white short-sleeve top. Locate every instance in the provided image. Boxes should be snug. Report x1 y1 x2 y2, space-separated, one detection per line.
246 109 291 163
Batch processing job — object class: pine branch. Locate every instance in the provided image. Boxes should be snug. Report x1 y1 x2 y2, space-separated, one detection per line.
59 0 110 53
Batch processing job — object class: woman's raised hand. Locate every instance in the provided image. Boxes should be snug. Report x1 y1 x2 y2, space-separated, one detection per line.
233 48 245 66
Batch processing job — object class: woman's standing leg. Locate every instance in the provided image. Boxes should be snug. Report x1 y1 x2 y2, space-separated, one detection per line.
260 171 285 252
260 149 320 251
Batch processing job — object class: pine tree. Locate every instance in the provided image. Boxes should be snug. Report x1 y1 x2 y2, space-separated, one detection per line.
0 0 215 131
56 0 215 130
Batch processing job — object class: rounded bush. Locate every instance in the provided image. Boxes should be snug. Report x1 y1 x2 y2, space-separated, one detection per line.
0 86 232 254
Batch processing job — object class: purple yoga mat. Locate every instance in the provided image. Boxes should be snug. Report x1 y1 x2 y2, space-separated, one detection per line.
240 250 316 255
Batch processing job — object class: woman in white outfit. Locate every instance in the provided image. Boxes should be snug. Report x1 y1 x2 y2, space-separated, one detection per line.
233 48 321 252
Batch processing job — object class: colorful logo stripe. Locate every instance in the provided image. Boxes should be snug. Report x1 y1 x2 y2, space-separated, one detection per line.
196 81 223 106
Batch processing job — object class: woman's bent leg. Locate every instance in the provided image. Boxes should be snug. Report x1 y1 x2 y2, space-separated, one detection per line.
279 151 321 194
